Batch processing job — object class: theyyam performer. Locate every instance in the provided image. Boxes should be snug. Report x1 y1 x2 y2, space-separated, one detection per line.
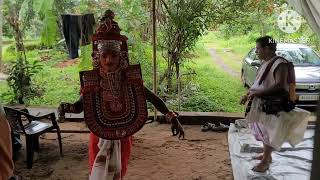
58 10 184 180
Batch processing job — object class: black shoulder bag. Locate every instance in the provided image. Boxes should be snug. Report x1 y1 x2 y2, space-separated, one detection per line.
259 57 296 115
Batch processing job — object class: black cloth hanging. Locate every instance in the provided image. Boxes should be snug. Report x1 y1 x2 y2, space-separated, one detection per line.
62 14 95 59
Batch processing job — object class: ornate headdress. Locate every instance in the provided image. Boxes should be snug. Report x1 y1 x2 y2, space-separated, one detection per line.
92 10 129 69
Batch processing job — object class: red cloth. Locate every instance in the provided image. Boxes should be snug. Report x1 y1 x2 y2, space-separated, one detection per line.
89 133 132 178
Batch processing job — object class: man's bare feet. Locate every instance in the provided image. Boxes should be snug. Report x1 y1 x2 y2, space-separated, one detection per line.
253 154 272 162
252 159 270 172
253 154 264 160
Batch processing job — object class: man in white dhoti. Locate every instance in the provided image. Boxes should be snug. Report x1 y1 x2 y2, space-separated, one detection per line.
240 36 310 172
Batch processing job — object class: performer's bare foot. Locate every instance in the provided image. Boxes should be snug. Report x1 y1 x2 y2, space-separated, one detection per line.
252 157 271 173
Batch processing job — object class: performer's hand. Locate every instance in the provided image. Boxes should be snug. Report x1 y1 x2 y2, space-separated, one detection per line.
171 117 185 139
166 112 185 139
58 102 68 123
165 111 177 123
58 102 73 115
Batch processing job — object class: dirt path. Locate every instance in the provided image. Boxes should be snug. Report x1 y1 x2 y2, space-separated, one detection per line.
0 72 8 81
14 122 232 180
208 48 241 79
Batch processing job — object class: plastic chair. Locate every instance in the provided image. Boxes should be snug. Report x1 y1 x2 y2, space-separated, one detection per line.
3 106 63 169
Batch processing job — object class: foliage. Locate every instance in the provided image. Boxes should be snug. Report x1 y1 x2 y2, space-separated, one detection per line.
2 0 283 113
79 44 93 71
3 0 60 50
6 53 43 104
176 40 246 112
37 0 59 47
3 0 28 53
3 40 44 65
28 65 80 106
158 0 252 92
215 0 320 51
1 37 246 112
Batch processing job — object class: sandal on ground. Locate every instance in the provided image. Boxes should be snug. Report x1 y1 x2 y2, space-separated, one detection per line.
211 123 229 132
201 122 216 132
9 175 22 180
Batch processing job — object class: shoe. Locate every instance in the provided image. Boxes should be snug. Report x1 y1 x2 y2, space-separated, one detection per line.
211 123 229 132
201 122 216 132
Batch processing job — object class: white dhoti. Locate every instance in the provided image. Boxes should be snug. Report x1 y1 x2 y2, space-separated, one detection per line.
246 98 310 151
90 139 122 180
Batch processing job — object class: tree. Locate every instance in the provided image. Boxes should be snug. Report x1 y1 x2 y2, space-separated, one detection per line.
158 0 250 92
3 0 32 56
3 0 48 104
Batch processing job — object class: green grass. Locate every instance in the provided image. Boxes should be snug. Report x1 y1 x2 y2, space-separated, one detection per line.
180 42 246 112
27 65 81 106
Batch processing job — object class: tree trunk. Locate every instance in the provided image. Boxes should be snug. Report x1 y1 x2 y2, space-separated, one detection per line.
13 24 27 62
159 69 168 85
166 58 173 92
14 28 25 52
175 61 180 92
6 17 27 104
6 15 26 55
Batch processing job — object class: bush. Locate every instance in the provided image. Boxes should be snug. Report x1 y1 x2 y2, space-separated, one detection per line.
6 54 43 104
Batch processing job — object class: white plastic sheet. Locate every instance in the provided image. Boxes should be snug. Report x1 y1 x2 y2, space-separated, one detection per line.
228 123 314 180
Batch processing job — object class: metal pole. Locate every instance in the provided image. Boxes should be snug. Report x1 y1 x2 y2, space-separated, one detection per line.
152 0 157 121
311 101 320 180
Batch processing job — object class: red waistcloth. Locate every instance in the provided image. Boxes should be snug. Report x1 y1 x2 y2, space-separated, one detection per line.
89 132 132 178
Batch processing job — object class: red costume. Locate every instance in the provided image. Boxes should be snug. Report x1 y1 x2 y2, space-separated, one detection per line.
89 133 132 177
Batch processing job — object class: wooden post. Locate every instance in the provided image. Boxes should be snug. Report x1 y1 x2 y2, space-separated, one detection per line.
311 101 320 180
152 0 157 121
0 0 3 72
178 74 181 111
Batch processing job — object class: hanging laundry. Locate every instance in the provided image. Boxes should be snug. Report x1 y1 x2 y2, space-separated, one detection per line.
62 14 95 59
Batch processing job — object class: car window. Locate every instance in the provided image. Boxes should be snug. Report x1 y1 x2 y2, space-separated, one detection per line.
247 49 257 60
277 47 320 66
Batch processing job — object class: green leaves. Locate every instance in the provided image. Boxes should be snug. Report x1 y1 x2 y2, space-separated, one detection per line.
19 0 34 29
40 10 58 47
34 0 58 47
78 44 93 71
159 0 216 90
7 54 43 104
